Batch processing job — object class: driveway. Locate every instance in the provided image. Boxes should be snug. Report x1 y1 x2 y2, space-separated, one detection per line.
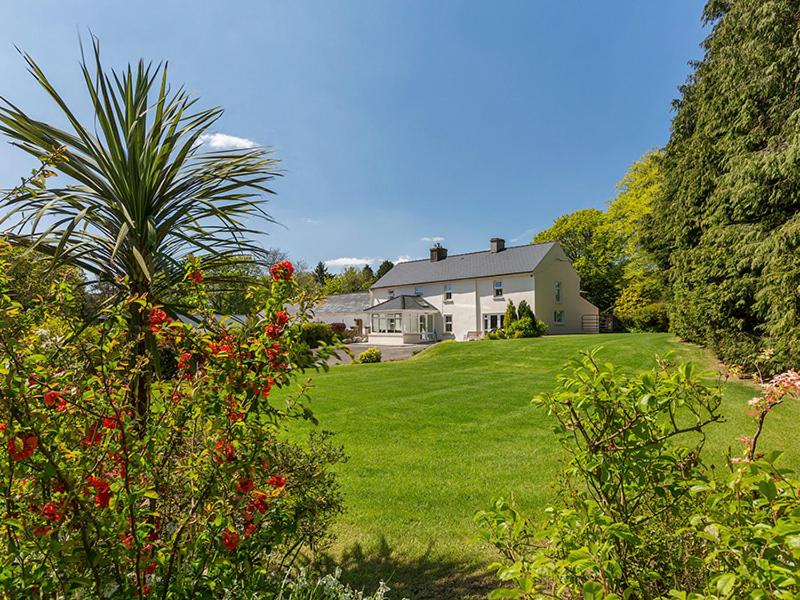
327 342 432 365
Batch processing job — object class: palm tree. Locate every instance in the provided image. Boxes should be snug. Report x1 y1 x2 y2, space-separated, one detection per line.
0 38 279 312
0 39 280 430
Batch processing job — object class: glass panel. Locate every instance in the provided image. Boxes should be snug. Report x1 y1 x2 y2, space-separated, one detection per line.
494 281 503 297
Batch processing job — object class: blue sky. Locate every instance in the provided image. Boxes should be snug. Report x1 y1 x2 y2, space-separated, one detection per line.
0 1 707 271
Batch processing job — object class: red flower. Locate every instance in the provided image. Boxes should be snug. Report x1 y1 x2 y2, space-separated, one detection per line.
221 528 240 552
260 377 275 398
144 561 157 575
102 416 119 429
274 311 290 326
120 532 134 549
147 307 171 333
268 475 287 488
87 475 112 508
42 501 63 523
187 270 204 284
244 523 257 537
214 440 235 463
8 435 37 461
270 260 294 282
236 477 254 494
82 423 105 446
0 423 7 433
177 352 192 370
248 491 270 513
43 390 68 411
265 324 282 339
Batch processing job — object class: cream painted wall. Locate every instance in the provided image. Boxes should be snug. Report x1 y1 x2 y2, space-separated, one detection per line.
533 244 599 334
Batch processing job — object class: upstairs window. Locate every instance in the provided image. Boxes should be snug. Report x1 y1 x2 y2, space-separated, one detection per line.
494 281 503 297
444 284 453 301
388 290 395 299
555 281 562 303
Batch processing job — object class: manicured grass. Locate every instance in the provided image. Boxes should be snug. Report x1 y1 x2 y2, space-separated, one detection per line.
282 334 800 599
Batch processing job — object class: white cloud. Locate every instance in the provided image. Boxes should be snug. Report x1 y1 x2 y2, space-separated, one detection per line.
300 217 322 225
510 228 536 243
198 132 258 150
324 257 375 268
420 236 445 243
393 255 413 263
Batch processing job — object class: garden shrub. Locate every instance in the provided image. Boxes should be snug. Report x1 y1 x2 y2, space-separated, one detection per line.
476 350 800 599
358 348 381 364
517 300 535 321
0 247 346 598
300 321 338 349
275 568 394 599
504 301 518 328
505 316 547 338
329 322 347 338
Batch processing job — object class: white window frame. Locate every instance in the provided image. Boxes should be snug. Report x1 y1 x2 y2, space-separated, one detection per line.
493 280 503 298
554 281 562 303
483 313 505 331
554 310 565 325
444 314 453 333
444 284 453 301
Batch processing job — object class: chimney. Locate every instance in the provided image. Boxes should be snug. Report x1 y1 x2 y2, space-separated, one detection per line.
430 243 448 262
490 238 505 253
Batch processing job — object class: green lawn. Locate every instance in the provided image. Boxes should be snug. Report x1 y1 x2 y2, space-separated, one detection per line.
284 334 800 599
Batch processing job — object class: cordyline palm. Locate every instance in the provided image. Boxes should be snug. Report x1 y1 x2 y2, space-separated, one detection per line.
0 40 279 430
0 39 278 313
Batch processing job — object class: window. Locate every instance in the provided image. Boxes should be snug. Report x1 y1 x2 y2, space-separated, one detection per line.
554 310 565 325
494 280 503 297
483 314 505 331
414 286 423 296
444 314 453 333
388 290 395 299
372 313 402 333
444 284 453 301
554 281 562 303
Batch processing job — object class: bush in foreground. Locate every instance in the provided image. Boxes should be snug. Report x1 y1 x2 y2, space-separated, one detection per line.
0 249 345 597
476 351 800 599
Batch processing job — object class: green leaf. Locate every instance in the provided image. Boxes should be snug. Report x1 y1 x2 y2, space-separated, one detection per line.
715 573 736 597
583 581 604 599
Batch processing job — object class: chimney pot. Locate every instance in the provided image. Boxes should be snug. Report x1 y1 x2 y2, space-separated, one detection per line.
490 238 505 253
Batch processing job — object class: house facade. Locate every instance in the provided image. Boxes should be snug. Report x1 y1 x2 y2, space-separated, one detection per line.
366 238 599 345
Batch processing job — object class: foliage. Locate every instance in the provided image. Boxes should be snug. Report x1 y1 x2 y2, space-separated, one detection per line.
476 351 800 599
0 39 278 317
275 568 394 600
300 322 338 349
504 300 518 328
0 245 346 597
517 300 535 322
533 209 624 312
357 348 382 364
375 260 394 280
644 0 800 374
505 317 547 339
323 268 375 295
314 262 332 287
608 152 668 332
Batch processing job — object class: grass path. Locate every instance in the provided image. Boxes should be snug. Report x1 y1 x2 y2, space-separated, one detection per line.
284 333 800 599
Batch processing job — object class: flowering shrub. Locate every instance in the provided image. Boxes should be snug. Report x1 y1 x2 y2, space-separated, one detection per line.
275 568 397 600
476 351 800 599
0 244 345 597
357 348 381 364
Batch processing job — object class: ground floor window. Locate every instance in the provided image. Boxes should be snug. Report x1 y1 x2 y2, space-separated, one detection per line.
554 310 565 324
371 313 403 333
419 313 434 333
483 313 504 331
444 314 453 333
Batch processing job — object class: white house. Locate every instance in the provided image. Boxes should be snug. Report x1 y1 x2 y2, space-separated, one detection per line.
365 238 599 345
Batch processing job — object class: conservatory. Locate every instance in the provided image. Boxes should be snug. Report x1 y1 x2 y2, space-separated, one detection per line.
365 295 441 345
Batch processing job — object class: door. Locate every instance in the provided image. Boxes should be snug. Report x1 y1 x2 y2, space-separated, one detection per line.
483 314 504 331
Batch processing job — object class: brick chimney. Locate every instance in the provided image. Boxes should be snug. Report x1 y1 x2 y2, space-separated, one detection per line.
490 238 505 253
430 243 448 262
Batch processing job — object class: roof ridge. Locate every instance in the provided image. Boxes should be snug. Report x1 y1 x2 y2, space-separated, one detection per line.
391 241 554 265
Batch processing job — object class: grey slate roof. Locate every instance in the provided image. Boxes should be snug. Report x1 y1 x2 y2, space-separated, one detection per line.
364 294 437 312
315 292 370 314
371 242 556 289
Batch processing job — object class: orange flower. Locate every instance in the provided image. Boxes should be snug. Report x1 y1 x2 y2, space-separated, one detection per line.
8 435 37 461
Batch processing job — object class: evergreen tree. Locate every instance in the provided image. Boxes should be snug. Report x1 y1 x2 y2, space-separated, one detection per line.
504 300 518 328
517 299 535 321
645 0 800 372
376 259 394 279
313 261 331 286
361 264 375 284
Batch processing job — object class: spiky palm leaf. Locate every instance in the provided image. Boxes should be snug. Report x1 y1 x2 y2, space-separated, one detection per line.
0 39 279 314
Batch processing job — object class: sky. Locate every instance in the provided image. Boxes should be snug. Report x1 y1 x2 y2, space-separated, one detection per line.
0 1 708 271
